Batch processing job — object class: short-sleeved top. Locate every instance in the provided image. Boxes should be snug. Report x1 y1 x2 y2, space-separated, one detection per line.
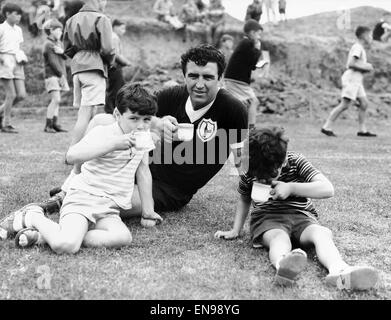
373 21 386 41
224 37 261 85
150 85 248 195
0 21 23 55
279 0 286 10
343 42 367 84
69 122 150 210
238 152 321 218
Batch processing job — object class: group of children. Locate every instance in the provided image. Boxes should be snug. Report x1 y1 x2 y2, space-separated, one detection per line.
0 0 381 291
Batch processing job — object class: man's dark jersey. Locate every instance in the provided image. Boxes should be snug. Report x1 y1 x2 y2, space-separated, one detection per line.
150 85 248 195
224 37 261 84
373 21 385 41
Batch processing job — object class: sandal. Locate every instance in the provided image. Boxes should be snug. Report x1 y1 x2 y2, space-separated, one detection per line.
15 227 41 248
275 249 308 286
325 266 379 291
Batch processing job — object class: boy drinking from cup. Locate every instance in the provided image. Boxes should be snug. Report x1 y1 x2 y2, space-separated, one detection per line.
215 127 379 290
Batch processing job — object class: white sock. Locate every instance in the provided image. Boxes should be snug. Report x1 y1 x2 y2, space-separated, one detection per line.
61 170 77 193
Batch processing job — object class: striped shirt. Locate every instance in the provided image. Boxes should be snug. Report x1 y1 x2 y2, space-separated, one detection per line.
69 123 151 210
238 151 320 218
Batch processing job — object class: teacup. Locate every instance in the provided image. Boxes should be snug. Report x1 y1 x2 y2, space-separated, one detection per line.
134 131 154 150
177 123 194 141
251 182 272 203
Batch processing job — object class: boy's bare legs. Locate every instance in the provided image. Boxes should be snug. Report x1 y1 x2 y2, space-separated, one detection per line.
22 213 89 254
357 96 369 133
0 78 25 132
82 216 132 248
299 224 378 290
47 91 61 119
322 97 353 133
262 229 292 268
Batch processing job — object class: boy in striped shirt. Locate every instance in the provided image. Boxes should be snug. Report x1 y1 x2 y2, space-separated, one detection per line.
215 127 379 290
7 84 162 254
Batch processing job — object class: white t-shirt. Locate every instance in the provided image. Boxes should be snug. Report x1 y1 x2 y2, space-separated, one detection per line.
0 21 23 55
343 42 367 84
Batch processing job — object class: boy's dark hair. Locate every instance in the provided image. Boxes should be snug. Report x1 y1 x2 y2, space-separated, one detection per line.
244 19 263 34
220 34 234 43
181 44 226 79
355 26 371 38
115 83 157 116
43 18 63 36
112 19 125 28
247 127 289 181
2 3 23 16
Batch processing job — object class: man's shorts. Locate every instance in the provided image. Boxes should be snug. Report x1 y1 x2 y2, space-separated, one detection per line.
341 74 366 101
0 53 25 80
152 179 193 212
224 78 258 105
45 75 70 93
72 71 106 108
250 212 319 247
60 188 122 225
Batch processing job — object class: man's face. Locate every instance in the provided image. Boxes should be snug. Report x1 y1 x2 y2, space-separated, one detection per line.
362 31 373 46
115 109 152 134
114 24 126 36
184 61 220 109
249 29 262 42
6 11 21 25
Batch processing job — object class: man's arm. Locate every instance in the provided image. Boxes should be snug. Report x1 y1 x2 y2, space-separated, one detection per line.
66 127 134 164
115 53 131 67
136 153 163 221
63 22 77 59
214 195 251 239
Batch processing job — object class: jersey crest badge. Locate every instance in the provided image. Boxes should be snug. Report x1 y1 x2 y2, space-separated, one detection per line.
197 119 217 142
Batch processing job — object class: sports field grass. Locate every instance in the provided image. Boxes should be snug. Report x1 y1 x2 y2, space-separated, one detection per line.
0 114 390 300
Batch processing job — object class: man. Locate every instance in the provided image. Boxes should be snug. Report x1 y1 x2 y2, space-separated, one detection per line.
245 0 263 23
0 45 248 229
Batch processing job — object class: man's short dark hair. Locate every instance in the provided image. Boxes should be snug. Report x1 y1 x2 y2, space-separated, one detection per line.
115 83 157 116
244 19 263 34
355 26 371 39
112 19 125 28
2 3 23 17
181 44 226 79
247 127 289 181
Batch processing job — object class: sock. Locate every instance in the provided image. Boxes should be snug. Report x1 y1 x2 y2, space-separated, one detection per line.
61 170 77 193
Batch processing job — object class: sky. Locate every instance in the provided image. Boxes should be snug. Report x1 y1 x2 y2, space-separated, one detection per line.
222 0 391 22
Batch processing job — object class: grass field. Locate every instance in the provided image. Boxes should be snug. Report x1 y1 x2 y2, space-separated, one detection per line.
0 113 390 300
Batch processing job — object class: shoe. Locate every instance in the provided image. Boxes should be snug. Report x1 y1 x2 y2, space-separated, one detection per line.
275 249 308 286
325 266 379 291
53 116 67 132
15 227 41 248
44 118 57 133
1 125 18 133
49 186 62 197
321 128 337 137
357 131 377 137
37 192 65 215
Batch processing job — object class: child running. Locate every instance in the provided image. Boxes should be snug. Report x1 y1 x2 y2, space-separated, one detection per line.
215 127 379 290
321 26 376 137
42 18 69 133
0 3 27 134
3 83 163 254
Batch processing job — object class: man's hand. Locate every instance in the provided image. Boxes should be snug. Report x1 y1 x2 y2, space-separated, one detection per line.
214 229 239 240
162 115 178 143
53 46 64 55
270 181 292 200
114 133 136 150
254 39 261 50
141 211 164 228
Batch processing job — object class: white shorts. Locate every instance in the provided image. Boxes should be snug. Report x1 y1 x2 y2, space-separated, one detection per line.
45 75 70 93
72 71 106 108
341 76 366 101
0 53 25 80
224 78 258 104
60 189 121 225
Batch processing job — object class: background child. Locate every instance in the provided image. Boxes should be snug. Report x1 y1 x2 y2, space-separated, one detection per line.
42 18 69 133
215 127 379 290
218 33 234 63
6 84 163 254
105 19 131 115
224 19 262 129
0 3 27 134
62 0 115 192
322 26 376 137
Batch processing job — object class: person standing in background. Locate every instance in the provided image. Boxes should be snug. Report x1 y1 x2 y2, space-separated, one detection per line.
245 0 264 23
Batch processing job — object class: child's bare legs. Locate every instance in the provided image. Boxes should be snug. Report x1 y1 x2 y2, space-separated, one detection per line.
82 216 132 248
47 91 61 119
299 224 378 290
25 213 89 254
322 97 353 131
299 224 348 274
357 96 369 133
0 79 26 131
262 229 292 268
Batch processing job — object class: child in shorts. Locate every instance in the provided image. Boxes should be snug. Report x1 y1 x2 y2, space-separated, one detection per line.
5 83 163 254
42 18 69 133
215 127 379 290
0 3 27 134
322 26 376 137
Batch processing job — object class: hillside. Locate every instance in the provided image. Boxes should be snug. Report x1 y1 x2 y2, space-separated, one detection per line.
4 2 391 120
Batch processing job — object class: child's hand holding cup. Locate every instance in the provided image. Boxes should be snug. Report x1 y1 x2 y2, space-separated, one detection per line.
133 131 155 150
251 182 272 203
